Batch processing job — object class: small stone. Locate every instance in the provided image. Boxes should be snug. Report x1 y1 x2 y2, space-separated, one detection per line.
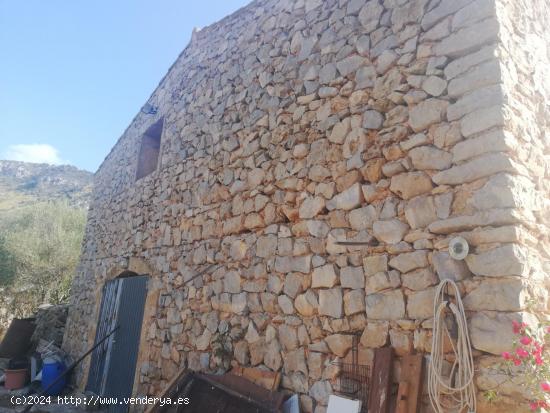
329 118 351 144
278 325 298 351
363 255 388 276
312 264 338 288
389 250 429 273
257 235 278 258
278 295 295 315
326 183 364 211
344 289 366 315
464 278 526 312
363 110 384 129
408 146 452 171
309 380 332 405
360 322 389 348
405 196 437 229
465 244 528 277
402 268 438 290
365 270 401 294
319 288 343 318
390 172 434 200
264 339 282 370
409 99 448 132
274 255 312 274
389 330 413 356
365 290 406 320
223 271 241 293
349 205 378 230
432 251 471 281
299 196 326 219
325 334 353 357
373 219 410 244
422 76 447 96
295 290 318 316
407 288 435 319
336 55 364 77
340 266 365 289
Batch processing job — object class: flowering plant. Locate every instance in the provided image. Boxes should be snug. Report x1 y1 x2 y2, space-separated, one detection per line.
501 321 550 411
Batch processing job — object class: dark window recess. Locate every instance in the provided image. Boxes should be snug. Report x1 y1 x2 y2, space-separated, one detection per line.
136 118 163 180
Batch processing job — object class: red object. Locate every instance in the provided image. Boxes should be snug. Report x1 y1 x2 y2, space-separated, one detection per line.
4 368 28 390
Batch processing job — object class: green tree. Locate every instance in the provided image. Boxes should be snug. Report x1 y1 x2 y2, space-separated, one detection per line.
0 201 86 318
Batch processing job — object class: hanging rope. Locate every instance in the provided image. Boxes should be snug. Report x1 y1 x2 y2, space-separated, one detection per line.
428 279 476 413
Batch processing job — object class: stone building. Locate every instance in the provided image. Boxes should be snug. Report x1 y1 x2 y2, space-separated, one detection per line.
63 0 550 411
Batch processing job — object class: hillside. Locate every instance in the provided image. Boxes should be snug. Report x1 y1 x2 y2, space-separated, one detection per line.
0 160 93 211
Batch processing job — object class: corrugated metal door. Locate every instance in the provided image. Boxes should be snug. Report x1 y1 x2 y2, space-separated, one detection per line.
87 275 148 413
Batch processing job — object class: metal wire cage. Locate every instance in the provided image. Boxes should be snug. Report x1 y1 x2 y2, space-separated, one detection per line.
332 335 371 412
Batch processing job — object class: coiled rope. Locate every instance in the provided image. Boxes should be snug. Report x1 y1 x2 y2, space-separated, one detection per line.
428 279 476 413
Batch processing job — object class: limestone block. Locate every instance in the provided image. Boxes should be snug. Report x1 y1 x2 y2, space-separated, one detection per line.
299 196 326 219
389 250 429 273
402 268 438 291
309 380 332 405
365 270 401 294
428 209 524 234
349 205 378 231
284 273 305 298
336 55 365 77
465 244 529 277
460 106 504 137
264 339 282 370
422 76 447 96
278 295 295 315
432 153 520 186
365 289 406 320
409 146 452 170
360 322 389 348
434 19 499 57
295 290 319 316
452 129 517 163
312 264 338 288
470 312 537 355
405 196 438 229
373 219 410 244
319 288 343 318
444 46 496 80
432 251 471 281
407 288 436 319
447 60 500 98
223 271 241 293
421 0 474 30
447 84 504 121
390 172 434 200
284 348 308 375
470 174 537 211
464 278 526 311
329 118 350 144
340 266 365 289
409 99 448 132
325 334 353 357
274 255 312 274
344 290 366 316
389 330 413 356
363 110 384 129
326 183 364 211
363 255 388 276
278 324 298 351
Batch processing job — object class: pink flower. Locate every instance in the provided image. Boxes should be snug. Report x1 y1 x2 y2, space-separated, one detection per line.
535 355 543 365
502 351 512 360
530 401 539 411
546 326 550 334
516 347 530 359
521 336 533 346
513 358 522 366
541 382 550 392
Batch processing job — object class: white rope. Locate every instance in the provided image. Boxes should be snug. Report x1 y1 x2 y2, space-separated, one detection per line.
428 279 476 413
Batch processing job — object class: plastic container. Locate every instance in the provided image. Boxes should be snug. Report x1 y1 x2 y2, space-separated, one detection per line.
5 368 28 390
41 358 66 396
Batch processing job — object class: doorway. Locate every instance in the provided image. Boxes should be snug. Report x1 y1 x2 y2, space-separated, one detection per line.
87 274 148 412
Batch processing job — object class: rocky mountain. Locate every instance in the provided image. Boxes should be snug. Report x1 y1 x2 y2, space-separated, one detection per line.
0 160 93 211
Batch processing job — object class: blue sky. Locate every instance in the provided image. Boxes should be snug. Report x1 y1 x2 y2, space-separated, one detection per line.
0 0 250 172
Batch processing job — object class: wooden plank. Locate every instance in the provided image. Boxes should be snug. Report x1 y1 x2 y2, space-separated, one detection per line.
230 366 281 391
368 347 394 413
395 354 424 413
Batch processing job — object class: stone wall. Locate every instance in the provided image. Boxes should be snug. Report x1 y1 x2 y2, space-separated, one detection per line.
63 0 550 412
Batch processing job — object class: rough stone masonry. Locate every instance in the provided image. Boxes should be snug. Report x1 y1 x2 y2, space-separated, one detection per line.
63 0 550 411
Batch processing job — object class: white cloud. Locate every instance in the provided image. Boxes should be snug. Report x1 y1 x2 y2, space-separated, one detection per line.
2 144 65 165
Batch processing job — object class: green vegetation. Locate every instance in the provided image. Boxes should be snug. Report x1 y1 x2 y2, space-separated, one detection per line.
0 201 87 318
